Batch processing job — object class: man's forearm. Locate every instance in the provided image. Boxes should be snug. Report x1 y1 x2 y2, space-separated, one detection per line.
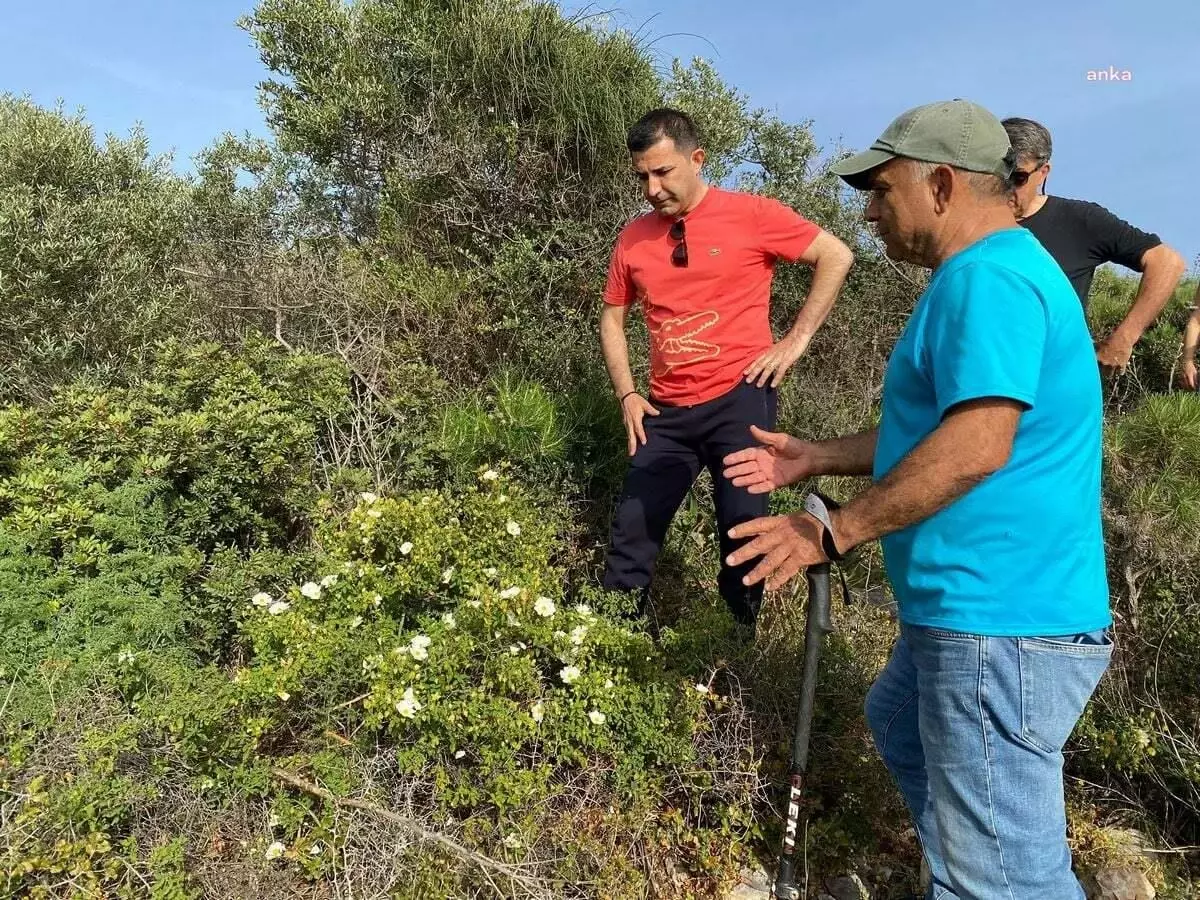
830 403 1020 550
1115 246 1186 344
789 241 853 340
599 308 636 397
811 428 878 477
1183 288 1200 364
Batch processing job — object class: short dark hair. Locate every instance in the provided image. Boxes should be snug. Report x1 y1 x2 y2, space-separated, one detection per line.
1001 117 1052 164
626 108 700 154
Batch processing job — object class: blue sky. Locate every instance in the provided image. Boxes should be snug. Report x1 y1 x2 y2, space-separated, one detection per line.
2 0 1197 265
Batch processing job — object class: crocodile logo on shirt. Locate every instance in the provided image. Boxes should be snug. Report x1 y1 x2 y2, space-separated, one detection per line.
650 310 720 371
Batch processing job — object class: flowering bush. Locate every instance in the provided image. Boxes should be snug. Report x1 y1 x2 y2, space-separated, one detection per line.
237 473 707 810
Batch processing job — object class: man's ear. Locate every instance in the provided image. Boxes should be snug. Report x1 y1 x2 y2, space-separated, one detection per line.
691 147 706 174
931 164 955 213
1040 161 1052 195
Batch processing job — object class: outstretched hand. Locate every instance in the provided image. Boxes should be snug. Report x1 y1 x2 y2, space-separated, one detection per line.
726 512 827 591
722 425 816 494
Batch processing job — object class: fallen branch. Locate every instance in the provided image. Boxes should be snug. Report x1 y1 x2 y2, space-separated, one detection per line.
270 769 555 897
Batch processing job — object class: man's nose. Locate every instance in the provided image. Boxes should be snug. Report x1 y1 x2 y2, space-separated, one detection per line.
864 195 880 221
646 177 662 198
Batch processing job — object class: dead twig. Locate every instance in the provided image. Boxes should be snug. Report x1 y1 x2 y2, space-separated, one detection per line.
270 768 556 897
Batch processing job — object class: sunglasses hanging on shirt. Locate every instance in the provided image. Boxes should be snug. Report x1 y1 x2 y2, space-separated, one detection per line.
670 219 688 267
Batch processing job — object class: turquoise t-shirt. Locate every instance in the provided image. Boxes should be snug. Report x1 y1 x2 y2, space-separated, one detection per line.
875 227 1111 636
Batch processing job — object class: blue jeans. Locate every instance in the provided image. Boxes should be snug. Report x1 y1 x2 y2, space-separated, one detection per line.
865 624 1113 900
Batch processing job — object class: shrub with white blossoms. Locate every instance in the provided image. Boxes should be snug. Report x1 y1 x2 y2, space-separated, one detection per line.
395 687 421 719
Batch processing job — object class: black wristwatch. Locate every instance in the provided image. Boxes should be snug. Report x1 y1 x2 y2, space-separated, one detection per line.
803 490 850 562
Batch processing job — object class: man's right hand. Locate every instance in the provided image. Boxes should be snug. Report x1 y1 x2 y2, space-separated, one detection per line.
621 393 660 456
1182 359 1198 391
722 425 818 493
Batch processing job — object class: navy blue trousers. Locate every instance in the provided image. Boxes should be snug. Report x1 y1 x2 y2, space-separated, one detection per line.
602 380 778 624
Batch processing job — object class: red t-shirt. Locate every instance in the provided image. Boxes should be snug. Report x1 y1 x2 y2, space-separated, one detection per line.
603 187 820 406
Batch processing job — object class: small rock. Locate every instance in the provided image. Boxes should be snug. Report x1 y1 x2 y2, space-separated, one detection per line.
725 864 772 899
726 886 770 900
825 872 870 900
1090 867 1156 900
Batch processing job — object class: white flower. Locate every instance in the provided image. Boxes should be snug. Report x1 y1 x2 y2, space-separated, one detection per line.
368 509 382 519
321 574 339 589
498 494 507 503
559 665 581 684
268 601 291 615
604 679 614 689
265 841 286 860
395 687 421 719
441 567 454 584
251 592 272 607
454 750 466 759
300 582 322 600
373 593 383 607
392 646 409 656
530 701 545 723
506 520 521 537
349 615 363 629
409 634 431 661
441 613 456 628
117 649 135 666
485 567 498 578
534 596 556 618
277 691 290 701
588 709 607 725
503 833 522 849
499 586 520 600
482 469 499 481
694 683 710 695
574 604 593 617
399 541 414 556
309 842 323 856
268 813 281 828
359 492 378 504
569 625 587 645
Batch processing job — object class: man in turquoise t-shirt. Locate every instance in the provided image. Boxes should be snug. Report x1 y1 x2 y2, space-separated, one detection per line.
721 101 1112 899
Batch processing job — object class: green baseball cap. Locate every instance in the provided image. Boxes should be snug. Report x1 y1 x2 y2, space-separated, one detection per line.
830 99 1015 190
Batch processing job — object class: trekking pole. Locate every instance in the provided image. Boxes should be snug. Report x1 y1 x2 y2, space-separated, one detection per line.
772 560 832 900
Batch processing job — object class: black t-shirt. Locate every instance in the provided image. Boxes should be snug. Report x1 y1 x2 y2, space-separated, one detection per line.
1018 195 1162 306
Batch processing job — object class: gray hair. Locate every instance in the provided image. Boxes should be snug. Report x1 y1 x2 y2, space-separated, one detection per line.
909 159 1011 199
1001 117 1052 164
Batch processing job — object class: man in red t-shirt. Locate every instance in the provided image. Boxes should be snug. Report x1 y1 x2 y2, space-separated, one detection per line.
600 107 853 627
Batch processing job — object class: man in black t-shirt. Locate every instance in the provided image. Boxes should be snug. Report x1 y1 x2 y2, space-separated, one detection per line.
1003 117 1186 376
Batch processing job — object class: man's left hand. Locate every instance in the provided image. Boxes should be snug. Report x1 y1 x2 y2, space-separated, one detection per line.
744 332 812 388
1095 334 1135 376
726 512 827 591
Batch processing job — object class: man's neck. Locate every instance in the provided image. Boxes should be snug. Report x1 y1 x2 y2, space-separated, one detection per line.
928 206 1019 268
677 182 710 217
1017 194 1049 221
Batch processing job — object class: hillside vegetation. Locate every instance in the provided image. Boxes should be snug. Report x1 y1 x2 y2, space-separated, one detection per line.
1 2 1198 897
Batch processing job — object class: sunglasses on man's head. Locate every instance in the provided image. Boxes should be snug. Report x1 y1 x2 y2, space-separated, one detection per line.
670 219 688 267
